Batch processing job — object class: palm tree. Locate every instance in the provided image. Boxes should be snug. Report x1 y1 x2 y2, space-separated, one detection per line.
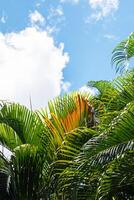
0 93 95 199
0 103 52 199
37 92 96 199
57 35 134 199
0 33 134 200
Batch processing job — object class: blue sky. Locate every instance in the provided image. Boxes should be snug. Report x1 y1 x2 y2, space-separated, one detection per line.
0 0 133 108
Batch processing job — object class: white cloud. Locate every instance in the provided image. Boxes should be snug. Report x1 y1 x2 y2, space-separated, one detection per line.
61 81 71 92
79 85 96 96
0 12 7 24
104 33 118 40
54 7 64 16
36 3 41 8
0 27 69 109
29 10 45 27
89 0 119 21
1 16 6 24
46 6 65 33
48 6 64 19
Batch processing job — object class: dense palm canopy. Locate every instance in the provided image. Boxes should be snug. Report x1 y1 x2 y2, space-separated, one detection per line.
57 69 134 199
0 93 94 199
0 33 134 200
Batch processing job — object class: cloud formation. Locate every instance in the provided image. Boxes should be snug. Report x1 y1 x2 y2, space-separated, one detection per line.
29 10 45 27
0 27 69 109
0 12 7 24
46 5 65 33
104 33 118 40
79 85 96 96
89 0 119 21
49 6 64 17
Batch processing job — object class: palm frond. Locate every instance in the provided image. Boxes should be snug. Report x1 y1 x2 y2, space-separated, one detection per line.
54 127 96 175
78 101 134 171
112 32 134 73
8 144 47 199
0 103 54 155
0 123 22 150
38 93 94 148
0 103 41 146
98 151 134 199
87 70 134 131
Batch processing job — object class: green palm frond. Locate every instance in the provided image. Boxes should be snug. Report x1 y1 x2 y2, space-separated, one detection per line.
8 144 47 200
0 144 50 200
87 80 118 113
112 32 134 73
46 127 96 199
0 103 41 146
0 103 55 199
48 128 96 200
58 101 134 199
78 101 134 172
57 158 99 200
0 123 22 150
0 103 54 159
53 127 96 175
87 70 134 131
114 69 134 105
58 127 95 159
98 151 134 199
87 81 114 96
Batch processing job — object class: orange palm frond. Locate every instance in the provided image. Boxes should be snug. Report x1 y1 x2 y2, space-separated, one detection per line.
38 92 94 146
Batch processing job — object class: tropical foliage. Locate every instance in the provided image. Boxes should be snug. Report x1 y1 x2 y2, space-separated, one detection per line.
0 33 134 199
112 32 134 73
